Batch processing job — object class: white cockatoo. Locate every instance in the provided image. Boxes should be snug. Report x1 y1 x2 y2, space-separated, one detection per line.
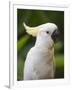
23 22 59 80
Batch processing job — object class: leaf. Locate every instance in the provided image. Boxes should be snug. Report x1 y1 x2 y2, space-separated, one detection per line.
17 35 30 51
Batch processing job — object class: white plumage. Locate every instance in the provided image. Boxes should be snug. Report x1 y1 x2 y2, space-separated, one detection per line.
23 22 58 80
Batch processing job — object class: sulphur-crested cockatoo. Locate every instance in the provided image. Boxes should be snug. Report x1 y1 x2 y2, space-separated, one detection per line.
23 22 59 80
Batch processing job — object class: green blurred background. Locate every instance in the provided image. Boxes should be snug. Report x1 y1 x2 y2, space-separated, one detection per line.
17 9 64 81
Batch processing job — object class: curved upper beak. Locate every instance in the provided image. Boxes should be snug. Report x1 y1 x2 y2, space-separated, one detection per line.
51 30 60 42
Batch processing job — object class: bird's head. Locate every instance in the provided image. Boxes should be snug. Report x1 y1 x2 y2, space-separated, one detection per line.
23 22 59 44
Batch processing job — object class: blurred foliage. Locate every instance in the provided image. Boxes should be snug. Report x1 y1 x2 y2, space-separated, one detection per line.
17 35 30 51
17 9 64 81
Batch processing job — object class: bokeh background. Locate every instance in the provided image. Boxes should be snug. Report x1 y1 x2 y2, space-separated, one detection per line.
17 9 64 81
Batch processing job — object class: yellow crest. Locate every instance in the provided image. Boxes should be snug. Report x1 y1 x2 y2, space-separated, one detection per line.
23 23 39 37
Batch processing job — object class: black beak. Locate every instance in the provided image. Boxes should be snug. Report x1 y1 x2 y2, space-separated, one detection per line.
51 30 60 42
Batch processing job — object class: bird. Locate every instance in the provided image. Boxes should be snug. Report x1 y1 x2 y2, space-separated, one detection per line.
23 22 59 80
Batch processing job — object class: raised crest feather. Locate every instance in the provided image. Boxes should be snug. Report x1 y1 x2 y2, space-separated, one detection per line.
23 22 39 37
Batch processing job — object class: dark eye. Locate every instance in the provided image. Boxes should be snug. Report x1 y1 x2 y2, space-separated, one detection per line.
46 31 49 34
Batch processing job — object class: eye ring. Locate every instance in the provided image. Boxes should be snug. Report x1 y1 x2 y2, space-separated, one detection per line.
46 31 49 34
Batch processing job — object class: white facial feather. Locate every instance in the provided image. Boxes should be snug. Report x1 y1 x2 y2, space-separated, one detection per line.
37 23 58 32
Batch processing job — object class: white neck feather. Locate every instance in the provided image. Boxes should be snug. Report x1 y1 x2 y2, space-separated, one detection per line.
35 35 54 50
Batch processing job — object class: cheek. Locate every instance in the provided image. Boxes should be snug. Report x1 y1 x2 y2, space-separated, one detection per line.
43 34 49 38
47 36 54 44
44 33 51 38
39 31 46 37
